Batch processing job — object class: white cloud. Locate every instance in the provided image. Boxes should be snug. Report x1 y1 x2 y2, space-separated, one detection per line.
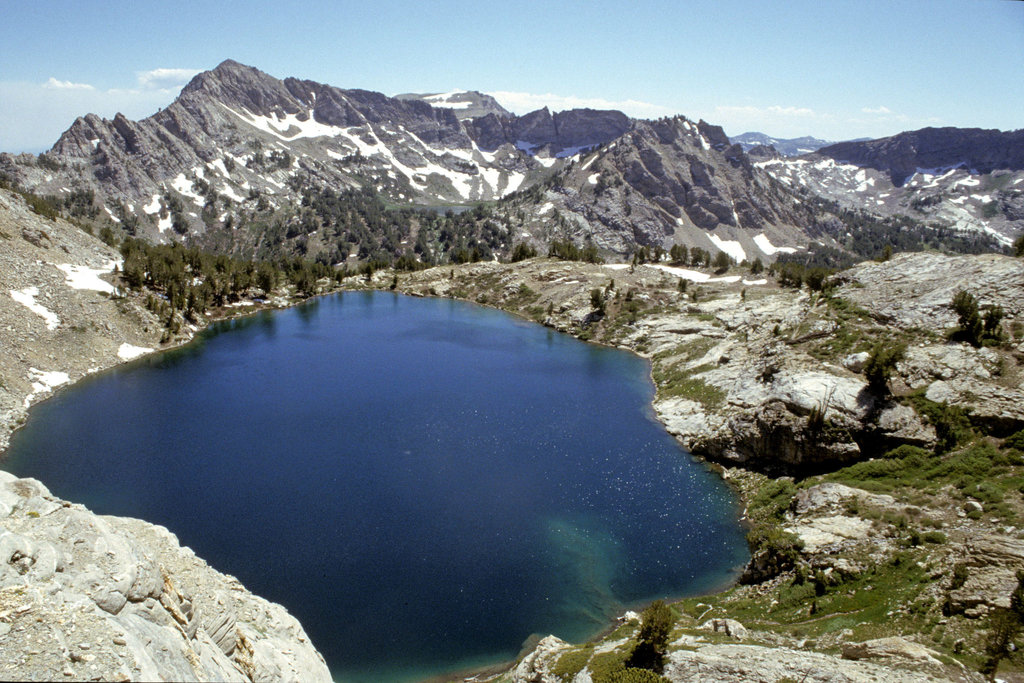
136 68 200 90
861 105 892 115
716 104 817 119
489 90 674 119
43 77 94 91
766 105 815 117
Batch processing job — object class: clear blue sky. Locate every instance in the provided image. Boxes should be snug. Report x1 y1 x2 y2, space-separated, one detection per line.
1 0 1021 152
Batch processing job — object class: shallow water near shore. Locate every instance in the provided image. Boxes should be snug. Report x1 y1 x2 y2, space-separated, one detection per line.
3 291 748 682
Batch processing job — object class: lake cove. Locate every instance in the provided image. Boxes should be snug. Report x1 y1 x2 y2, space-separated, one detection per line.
3 291 749 682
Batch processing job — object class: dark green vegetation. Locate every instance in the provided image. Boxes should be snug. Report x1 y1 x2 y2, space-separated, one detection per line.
118 238 336 340
551 602 675 683
798 194 1012 268
950 289 1005 347
0 172 355 342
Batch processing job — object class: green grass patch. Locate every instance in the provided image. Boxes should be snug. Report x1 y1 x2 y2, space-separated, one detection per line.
652 361 726 408
552 646 593 682
820 441 1024 524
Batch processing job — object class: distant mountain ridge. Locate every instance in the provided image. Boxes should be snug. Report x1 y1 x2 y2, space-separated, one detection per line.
0 60 810 256
0 59 1018 262
729 132 836 157
0 60 631 227
816 127 1024 186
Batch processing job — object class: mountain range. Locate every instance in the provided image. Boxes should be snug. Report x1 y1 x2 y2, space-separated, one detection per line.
728 132 837 157
0 59 1020 264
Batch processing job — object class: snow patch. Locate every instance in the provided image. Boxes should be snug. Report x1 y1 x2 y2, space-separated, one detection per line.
588 172 600 185
171 173 205 206
220 185 245 203
104 206 121 223
208 158 230 176
117 343 153 361
707 233 746 263
143 194 162 214
10 287 60 330
753 233 797 256
157 214 173 233
24 368 70 408
423 91 473 109
538 202 554 215
647 264 710 282
56 260 120 293
222 103 346 140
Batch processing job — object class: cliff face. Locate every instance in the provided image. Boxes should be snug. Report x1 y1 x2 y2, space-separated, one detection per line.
0 471 330 682
817 126 1024 186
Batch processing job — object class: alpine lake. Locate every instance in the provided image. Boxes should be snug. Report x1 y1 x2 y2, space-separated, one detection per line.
3 291 749 682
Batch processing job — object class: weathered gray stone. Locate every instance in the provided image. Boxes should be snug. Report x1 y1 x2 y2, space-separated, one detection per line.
841 636 943 664
0 471 330 683
843 351 870 373
700 618 748 639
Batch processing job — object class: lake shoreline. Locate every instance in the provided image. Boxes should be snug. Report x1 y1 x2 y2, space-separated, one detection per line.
5 273 753 682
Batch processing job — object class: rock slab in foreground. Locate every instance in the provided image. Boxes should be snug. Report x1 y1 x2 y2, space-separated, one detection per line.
0 471 330 682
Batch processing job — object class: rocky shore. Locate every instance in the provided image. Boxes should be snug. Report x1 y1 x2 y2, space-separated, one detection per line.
0 472 330 682
370 251 1024 682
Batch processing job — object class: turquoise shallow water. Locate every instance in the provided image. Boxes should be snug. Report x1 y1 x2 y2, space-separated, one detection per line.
3 292 748 682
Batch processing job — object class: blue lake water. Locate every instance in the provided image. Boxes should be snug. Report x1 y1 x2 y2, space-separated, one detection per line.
2 292 748 682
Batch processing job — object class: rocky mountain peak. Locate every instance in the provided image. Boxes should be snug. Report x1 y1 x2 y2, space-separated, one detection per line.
178 60 301 118
395 90 511 120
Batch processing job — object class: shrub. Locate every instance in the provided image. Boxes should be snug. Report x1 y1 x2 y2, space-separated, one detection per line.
951 563 969 589
803 267 832 292
864 342 906 394
625 601 673 673
603 669 667 683
510 242 537 262
1003 430 1024 452
951 290 983 346
775 261 804 288
750 478 797 521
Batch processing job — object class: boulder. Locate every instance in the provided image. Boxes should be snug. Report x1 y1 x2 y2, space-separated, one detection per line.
843 351 870 373
841 636 943 664
700 618 748 639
